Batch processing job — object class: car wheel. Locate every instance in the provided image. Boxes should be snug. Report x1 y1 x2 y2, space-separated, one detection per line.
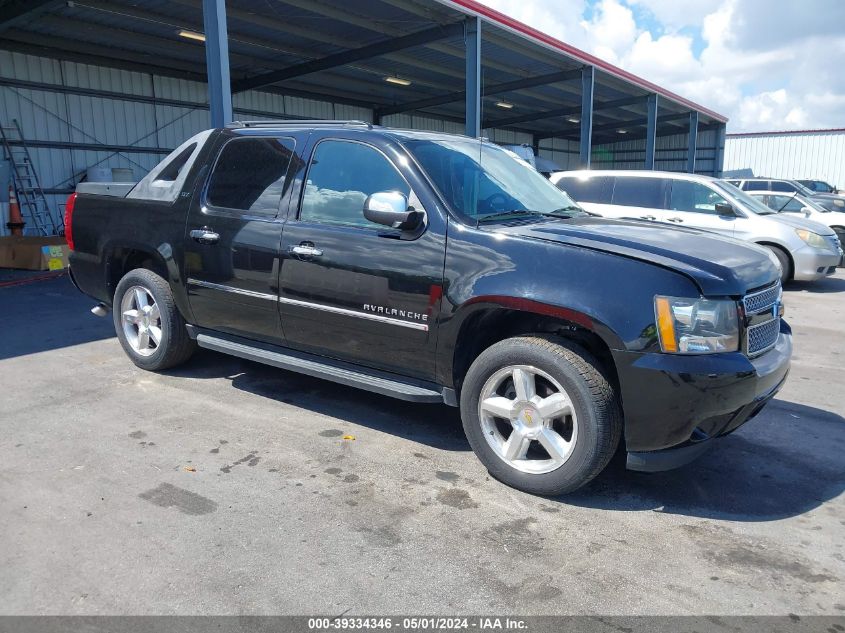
113 268 196 371
766 246 791 284
460 335 621 496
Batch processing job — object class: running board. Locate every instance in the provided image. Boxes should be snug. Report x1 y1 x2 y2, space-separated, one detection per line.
195 333 445 404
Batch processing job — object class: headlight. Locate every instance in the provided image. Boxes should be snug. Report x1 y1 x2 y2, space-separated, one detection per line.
654 296 740 354
795 228 829 250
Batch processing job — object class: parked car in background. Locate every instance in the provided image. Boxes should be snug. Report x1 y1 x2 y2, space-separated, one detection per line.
728 177 845 212
551 170 842 284
796 179 838 194
808 192 845 213
726 177 817 196
746 190 845 247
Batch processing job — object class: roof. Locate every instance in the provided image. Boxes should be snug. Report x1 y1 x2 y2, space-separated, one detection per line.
0 0 726 144
727 128 845 138
553 169 718 182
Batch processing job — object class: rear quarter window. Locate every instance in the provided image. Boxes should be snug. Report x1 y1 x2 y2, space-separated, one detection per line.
206 136 296 215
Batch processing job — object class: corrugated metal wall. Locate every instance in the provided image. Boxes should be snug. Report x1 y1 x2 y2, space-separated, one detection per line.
0 50 371 232
724 130 845 189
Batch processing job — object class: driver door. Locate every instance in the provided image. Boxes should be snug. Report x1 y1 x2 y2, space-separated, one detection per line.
277 135 445 380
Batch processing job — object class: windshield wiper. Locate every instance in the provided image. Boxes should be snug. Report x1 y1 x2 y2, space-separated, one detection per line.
476 209 543 224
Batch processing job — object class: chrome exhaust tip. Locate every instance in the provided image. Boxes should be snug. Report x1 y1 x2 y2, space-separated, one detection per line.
91 304 109 317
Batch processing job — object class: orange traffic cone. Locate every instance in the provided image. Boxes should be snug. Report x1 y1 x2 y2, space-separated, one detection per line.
7 185 24 236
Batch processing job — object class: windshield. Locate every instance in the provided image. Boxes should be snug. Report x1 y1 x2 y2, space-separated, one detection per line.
402 138 586 224
712 180 777 215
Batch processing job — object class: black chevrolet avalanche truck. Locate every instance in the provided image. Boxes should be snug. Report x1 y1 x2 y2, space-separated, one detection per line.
65 121 792 495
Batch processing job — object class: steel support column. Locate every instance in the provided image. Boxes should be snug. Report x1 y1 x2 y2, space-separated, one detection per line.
687 111 699 173
580 66 594 167
202 0 232 128
645 93 658 169
713 123 726 176
465 16 481 138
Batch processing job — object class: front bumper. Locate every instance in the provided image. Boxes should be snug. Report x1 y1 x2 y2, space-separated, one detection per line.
791 244 841 280
612 321 792 471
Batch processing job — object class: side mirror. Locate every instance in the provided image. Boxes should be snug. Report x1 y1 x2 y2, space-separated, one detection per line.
801 206 813 216
715 202 736 217
364 191 421 230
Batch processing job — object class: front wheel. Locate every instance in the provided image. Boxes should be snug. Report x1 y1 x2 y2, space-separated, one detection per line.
113 268 196 371
460 335 621 496
766 246 791 284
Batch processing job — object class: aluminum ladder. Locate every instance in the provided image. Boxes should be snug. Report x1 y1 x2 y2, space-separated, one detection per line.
0 119 58 235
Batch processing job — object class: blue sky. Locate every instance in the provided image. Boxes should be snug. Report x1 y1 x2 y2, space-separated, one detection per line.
477 0 845 132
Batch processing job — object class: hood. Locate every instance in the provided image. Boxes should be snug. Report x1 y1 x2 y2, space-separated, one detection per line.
766 212 835 235
495 217 778 296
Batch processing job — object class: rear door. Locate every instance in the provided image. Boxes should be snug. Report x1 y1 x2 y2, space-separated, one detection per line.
276 134 445 380
664 179 735 236
184 132 301 344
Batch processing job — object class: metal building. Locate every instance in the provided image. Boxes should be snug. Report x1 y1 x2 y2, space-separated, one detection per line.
0 0 727 234
724 128 845 190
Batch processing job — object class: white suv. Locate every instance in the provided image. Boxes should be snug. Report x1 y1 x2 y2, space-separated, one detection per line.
550 170 842 283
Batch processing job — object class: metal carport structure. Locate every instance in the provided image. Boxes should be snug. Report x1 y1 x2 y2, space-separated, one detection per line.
0 0 727 225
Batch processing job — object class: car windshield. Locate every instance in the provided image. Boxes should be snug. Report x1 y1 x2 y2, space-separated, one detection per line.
402 138 587 224
713 180 777 215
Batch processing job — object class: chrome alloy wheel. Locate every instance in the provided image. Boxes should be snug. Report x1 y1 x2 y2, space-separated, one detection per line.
478 365 578 474
120 285 162 357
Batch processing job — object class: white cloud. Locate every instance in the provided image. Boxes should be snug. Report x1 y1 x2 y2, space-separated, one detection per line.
475 0 845 132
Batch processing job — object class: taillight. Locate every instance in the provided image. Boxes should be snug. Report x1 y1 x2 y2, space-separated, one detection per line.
64 192 76 251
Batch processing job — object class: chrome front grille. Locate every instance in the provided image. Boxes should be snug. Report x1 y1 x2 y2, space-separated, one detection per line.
743 284 780 314
747 318 780 356
742 282 781 357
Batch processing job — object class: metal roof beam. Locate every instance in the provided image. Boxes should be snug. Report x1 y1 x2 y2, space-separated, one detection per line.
376 68 583 117
537 110 690 140
232 22 465 94
0 0 62 32
486 95 646 128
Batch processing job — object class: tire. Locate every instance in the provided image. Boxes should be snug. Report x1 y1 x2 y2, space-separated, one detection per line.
460 335 622 496
766 246 791 284
113 268 196 371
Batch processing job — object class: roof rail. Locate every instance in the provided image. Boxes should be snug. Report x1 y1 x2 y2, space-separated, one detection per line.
226 120 373 129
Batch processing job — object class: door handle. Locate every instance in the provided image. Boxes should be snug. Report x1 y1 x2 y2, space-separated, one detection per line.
666 217 684 223
190 227 220 244
290 242 323 257
640 215 656 221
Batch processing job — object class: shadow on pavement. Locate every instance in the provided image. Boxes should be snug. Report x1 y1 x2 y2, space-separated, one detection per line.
164 349 470 452
785 275 845 293
0 275 115 360
562 399 845 522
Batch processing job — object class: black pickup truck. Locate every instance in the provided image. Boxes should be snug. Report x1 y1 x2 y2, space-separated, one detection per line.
66 120 791 495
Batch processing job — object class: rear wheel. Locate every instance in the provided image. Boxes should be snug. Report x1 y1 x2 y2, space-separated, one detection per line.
766 246 791 284
113 268 196 371
460 335 621 496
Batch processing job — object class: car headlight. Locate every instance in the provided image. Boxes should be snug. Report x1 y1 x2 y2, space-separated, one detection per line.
654 296 740 354
795 228 829 250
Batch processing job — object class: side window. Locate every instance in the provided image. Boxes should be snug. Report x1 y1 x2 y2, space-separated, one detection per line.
669 180 728 214
744 180 769 191
156 143 197 182
770 181 795 192
555 176 613 203
206 137 296 215
300 140 410 228
611 177 668 209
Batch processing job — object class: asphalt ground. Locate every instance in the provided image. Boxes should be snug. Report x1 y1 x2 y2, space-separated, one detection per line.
0 270 843 615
